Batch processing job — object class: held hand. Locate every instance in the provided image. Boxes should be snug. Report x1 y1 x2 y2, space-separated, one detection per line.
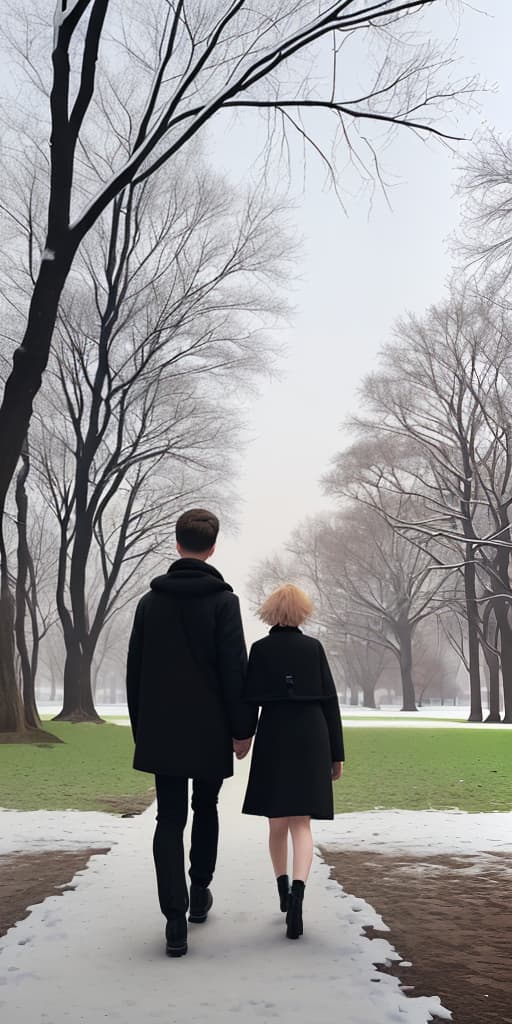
233 737 252 760
331 761 343 781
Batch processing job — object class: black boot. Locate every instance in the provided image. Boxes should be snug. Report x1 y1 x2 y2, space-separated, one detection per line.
165 915 188 957
286 880 305 940
189 884 213 924
276 874 290 913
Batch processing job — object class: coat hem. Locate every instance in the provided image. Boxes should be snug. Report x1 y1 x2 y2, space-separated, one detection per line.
242 807 334 820
133 763 234 780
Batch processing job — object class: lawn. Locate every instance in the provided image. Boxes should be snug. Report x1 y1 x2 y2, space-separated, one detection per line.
0 723 154 814
334 726 512 814
341 716 466 723
1 722 510 816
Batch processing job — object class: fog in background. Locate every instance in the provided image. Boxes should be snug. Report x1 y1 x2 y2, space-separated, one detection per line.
195 2 512 643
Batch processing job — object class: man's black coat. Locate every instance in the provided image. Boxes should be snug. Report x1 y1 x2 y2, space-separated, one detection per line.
126 559 257 779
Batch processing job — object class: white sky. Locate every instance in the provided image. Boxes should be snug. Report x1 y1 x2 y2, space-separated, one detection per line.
207 1 512 642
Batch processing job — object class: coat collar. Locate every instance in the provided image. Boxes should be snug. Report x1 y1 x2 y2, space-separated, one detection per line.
167 558 225 581
150 558 232 597
269 625 302 634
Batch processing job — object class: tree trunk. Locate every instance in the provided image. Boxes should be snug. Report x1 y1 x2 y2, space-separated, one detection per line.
53 634 81 720
397 620 417 711
0 252 74 516
0 517 24 733
0 587 24 733
53 639 104 723
0 250 74 731
361 682 377 709
349 684 359 706
79 650 104 723
464 555 483 721
14 441 41 730
495 609 512 724
482 645 501 723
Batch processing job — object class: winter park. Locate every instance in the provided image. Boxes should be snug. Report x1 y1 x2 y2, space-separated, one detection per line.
1 2 512 1023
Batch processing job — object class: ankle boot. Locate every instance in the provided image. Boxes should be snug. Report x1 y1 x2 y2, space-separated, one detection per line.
276 874 290 913
286 880 305 940
189 884 213 924
165 915 188 957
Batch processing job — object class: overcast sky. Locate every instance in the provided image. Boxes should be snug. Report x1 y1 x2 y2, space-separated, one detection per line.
201 1 512 643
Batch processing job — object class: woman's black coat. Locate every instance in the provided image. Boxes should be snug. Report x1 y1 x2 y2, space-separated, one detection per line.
126 559 257 780
245 626 344 762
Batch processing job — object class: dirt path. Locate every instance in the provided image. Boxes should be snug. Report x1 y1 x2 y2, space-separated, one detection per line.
321 849 512 1024
0 849 110 939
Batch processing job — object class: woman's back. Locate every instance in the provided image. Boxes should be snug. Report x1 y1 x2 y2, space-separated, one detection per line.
245 625 335 704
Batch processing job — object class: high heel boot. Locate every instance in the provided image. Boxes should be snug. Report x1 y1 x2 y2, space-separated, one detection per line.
276 874 290 913
286 880 305 940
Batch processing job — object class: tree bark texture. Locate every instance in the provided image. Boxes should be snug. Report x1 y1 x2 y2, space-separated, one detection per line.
482 645 501 723
52 636 103 724
463 555 483 722
494 606 512 724
361 683 377 709
396 619 417 712
14 441 41 729
0 253 73 732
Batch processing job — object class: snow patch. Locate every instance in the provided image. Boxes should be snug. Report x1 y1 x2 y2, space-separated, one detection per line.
0 808 134 856
316 808 512 858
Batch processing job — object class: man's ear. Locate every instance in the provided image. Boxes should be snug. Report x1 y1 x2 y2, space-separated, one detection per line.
176 542 184 557
208 544 216 558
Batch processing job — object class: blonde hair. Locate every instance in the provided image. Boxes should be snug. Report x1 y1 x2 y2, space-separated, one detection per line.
258 583 314 627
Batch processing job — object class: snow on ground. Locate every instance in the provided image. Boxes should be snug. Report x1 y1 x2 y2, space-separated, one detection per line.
341 705 512 729
39 702 512 729
0 765 452 1024
0 808 132 856
343 718 512 728
316 808 512 858
343 706 471 719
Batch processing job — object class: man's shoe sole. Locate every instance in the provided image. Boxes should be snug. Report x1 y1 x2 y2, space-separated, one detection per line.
166 942 188 957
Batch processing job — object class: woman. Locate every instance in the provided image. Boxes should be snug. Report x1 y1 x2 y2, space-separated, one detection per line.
242 583 344 940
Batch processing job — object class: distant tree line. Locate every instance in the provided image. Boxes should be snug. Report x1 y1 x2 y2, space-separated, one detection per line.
251 133 512 723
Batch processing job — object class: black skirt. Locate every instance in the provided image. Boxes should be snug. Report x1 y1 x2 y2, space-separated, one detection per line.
242 701 334 820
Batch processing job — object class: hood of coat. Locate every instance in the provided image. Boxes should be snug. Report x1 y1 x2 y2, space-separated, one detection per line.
150 558 233 599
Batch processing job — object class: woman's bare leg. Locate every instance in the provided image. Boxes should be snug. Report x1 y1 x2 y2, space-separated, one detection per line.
288 816 313 882
268 817 289 877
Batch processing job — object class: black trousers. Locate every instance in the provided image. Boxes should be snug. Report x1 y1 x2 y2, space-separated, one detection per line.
153 775 223 920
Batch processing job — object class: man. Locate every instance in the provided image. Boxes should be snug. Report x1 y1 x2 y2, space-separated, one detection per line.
126 509 257 957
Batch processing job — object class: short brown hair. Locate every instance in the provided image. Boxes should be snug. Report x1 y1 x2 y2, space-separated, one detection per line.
175 508 219 553
258 583 314 627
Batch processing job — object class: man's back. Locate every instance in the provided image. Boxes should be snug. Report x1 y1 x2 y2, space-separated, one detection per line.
126 558 256 779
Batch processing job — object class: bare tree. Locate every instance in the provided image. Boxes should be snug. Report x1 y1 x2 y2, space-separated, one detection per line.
313 506 453 710
331 285 512 720
458 131 512 287
251 505 451 710
334 635 391 708
33 154 286 722
0 0 477 729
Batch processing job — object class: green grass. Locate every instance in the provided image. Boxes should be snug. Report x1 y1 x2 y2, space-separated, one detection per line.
341 715 466 723
0 723 153 814
334 726 512 814
2 722 510 817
